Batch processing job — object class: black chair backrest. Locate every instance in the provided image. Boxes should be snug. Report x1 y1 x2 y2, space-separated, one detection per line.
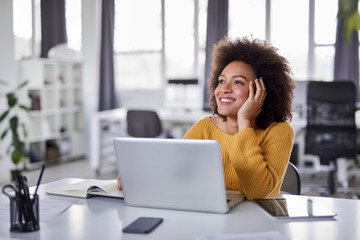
281 162 301 195
126 110 162 138
305 81 357 164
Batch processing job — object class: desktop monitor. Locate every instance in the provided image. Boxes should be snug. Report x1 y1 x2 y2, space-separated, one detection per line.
293 80 309 118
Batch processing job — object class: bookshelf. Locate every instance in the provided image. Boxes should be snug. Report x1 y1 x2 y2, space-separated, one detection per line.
18 58 85 168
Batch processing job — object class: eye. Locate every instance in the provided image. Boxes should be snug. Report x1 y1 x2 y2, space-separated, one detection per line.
234 80 243 85
218 79 225 84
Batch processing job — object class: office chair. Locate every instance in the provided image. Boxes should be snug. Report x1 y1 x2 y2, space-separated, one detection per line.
281 162 302 195
302 81 358 196
126 109 166 138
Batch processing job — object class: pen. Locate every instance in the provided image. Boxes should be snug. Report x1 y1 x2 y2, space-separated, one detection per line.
34 164 46 196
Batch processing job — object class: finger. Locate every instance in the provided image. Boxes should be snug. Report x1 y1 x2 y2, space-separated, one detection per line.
249 81 255 98
259 77 266 95
254 79 262 97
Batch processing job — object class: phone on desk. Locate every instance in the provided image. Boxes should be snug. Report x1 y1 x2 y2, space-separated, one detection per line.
123 217 163 234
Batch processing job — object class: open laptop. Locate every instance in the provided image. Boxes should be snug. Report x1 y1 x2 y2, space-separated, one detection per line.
113 137 245 214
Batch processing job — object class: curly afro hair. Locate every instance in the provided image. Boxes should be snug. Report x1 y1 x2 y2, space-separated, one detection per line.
208 36 296 129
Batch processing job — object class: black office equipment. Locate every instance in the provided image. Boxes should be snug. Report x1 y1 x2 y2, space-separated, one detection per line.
281 162 301 195
123 217 163 234
292 80 309 118
2 174 40 232
126 110 164 138
304 81 357 195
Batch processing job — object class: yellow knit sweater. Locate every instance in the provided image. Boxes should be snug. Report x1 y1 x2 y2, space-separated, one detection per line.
183 117 294 200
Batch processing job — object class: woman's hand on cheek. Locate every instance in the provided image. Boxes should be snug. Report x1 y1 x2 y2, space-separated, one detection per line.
237 78 267 129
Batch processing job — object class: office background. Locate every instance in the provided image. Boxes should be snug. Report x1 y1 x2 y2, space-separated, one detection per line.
0 0 359 185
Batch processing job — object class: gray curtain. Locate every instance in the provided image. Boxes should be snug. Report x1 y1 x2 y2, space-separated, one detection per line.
334 1 359 100
203 0 228 110
99 0 117 111
40 0 67 58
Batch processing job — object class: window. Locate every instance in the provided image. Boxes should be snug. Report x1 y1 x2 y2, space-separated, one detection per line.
65 0 82 51
312 0 338 80
228 0 266 41
228 0 338 82
13 0 81 60
114 0 162 89
13 0 41 60
114 0 207 89
271 0 309 80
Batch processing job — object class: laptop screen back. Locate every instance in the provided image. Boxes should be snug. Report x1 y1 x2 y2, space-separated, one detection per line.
114 137 229 213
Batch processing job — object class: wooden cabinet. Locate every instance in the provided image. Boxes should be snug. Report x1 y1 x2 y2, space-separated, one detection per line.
18 58 85 167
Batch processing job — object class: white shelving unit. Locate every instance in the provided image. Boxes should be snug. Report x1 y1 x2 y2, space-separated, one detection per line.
18 58 85 167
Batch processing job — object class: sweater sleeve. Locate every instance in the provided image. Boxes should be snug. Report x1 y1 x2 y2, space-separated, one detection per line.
225 123 294 200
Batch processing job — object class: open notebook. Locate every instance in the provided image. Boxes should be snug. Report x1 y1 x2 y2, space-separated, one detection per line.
114 137 245 214
46 179 123 199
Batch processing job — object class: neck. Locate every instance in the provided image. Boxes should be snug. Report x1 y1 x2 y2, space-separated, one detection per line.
225 116 240 135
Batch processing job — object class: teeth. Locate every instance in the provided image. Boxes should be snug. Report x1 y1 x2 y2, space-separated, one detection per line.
221 98 233 103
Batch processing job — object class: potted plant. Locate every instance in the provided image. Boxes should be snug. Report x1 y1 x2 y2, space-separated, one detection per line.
0 79 29 181
339 0 360 42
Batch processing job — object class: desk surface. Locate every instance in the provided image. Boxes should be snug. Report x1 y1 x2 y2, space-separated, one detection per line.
1 178 360 240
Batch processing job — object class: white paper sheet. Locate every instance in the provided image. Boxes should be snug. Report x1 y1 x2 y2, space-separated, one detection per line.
196 231 288 240
0 198 78 222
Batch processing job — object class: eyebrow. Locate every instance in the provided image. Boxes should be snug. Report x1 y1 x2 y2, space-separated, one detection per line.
219 74 249 81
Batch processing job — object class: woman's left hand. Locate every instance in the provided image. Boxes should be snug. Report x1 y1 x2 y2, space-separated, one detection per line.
237 77 267 129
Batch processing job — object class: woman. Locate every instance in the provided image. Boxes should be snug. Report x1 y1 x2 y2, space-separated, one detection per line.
183 37 295 200
118 37 295 200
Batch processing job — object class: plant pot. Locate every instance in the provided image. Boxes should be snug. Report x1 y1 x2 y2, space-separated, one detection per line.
10 169 22 182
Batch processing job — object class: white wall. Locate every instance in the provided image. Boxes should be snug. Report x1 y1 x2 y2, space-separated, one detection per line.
0 0 17 177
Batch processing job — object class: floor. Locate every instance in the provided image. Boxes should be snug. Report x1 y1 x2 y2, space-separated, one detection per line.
1 158 360 199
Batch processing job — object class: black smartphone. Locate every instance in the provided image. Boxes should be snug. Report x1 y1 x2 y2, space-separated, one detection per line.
123 217 163 234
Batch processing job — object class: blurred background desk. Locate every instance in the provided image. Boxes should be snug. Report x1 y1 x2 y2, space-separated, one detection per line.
89 108 210 173
89 107 308 174
1 178 360 240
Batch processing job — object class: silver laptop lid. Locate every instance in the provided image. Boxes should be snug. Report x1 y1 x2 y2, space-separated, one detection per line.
114 137 229 213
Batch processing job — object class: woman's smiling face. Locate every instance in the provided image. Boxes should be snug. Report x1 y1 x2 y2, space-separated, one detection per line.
215 61 256 118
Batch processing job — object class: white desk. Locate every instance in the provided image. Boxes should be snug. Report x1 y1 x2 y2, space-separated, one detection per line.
1 178 360 240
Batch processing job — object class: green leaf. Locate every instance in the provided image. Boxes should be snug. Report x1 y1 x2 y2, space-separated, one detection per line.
17 80 29 90
0 110 9 123
19 104 30 112
10 116 18 132
1 129 8 140
11 149 22 165
344 10 360 42
339 0 360 43
7 93 17 108
12 133 20 148
21 123 28 138
6 145 12 155
18 141 26 156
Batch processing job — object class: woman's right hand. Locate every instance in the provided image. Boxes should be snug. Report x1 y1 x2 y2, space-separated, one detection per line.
117 175 122 190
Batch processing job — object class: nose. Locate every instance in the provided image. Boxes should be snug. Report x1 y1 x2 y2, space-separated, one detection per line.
219 81 232 93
